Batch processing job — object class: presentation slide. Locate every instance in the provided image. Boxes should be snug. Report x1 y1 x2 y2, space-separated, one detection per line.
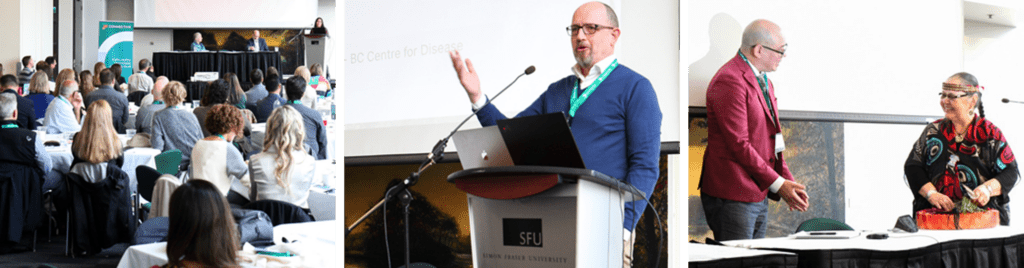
345 0 688 157
134 0 318 28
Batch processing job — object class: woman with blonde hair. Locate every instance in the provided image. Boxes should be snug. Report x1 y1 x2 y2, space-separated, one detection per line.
26 71 54 119
79 71 96 97
293 66 318 109
71 99 124 182
151 81 204 168
54 68 78 87
249 105 316 209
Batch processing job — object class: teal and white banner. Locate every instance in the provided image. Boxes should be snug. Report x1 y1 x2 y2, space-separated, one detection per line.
98 21 133 81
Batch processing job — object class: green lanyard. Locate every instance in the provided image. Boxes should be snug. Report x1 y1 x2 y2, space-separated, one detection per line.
290 100 302 105
154 100 164 105
1 123 17 129
570 59 618 118
737 51 776 122
58 95 70 105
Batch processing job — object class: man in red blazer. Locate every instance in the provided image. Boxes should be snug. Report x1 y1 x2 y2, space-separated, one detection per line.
700 19 810 241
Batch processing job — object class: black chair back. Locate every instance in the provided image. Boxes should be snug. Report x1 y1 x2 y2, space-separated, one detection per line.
135 166 160 202
243 200 312 226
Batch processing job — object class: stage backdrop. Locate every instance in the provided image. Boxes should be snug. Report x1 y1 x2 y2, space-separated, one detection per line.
99 21 134 81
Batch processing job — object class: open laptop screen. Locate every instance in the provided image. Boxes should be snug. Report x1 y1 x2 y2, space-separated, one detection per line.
496 112 586 169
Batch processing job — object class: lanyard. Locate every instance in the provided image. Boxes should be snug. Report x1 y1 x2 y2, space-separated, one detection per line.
570 59 618 118
154 100 164 105
58 95 70 105
290 100 302 104
737 51 777 124
1 123 17 129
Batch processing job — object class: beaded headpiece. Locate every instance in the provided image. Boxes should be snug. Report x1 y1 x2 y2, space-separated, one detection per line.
942 82 983 93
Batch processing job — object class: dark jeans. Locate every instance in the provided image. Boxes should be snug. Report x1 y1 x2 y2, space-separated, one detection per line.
701 193 769 241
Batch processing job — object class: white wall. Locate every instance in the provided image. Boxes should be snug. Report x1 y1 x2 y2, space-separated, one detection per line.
59 0 74 71
133 29 172 71
0 1 21 74
107 0 132 21
18 0 54 70
79 0 106 71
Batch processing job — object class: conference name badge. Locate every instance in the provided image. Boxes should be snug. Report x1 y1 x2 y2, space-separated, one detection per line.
775 133 785 154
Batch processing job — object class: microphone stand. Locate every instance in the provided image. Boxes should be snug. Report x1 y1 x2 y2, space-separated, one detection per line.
345 66 535 267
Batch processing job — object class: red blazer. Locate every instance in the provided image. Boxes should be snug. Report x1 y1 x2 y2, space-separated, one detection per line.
700 53 794 203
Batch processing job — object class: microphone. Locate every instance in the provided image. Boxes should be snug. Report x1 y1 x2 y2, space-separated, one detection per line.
423 66 537 166
1002 98 1024 104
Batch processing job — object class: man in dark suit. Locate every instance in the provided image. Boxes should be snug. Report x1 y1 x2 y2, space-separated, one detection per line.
248 30 269 52
700 19 809 242
83 69 130 133
0 75 35 129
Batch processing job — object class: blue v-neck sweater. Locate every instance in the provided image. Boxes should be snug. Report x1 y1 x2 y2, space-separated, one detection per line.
475 64 662 231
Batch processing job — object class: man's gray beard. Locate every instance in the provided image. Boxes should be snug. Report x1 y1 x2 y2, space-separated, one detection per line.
575 55 593 70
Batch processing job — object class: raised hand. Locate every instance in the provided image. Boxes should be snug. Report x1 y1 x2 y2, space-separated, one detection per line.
449 50 482 103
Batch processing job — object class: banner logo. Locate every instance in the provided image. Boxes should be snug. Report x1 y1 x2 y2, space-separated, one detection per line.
502 218 542 247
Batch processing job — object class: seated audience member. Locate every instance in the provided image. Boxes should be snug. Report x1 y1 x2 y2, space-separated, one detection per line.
136 77 168 134
83 69 129 133
191 32 207 52
92 62 105 87
293 66 319 109
225 73 247 109
0 93 52 186
54 68 78 88
266 66 279 80
128 69 154 104
35 61 54 89
26 72 54 120
141 76 169 108
284 76 327 160
194 80 252 137
255 75 283 123
79 71 96 97
309 63 332 93
191 104 249 196
44 56 56 70
138 58 156 81
18 56 34 85
244 69 267 109
43 80 84 134
151 81 203 167
249 105 315 209
165 179 240 268
70 99 124 183
0 74 36 129
108 64 126 91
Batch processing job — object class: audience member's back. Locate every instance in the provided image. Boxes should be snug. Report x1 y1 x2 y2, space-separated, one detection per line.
283 76 326 160
84 69 129 133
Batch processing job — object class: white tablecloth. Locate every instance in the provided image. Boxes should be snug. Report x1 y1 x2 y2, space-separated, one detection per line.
46 145 161 193
689 243 796 263
117 220 338 268
722 225 1024 252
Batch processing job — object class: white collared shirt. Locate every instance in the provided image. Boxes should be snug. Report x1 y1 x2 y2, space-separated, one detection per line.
472 55 619 110
742 52 785 193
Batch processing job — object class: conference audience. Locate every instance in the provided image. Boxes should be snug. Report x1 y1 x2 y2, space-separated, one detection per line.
26 72 54 119
43 80 84 134
44 56 56 70
248 30 268 52
905 72 1019 225
35 61 54 86
141 76 169 108
108 64 126 91
225 73 247 109
92 62 105 87
293 66 319 109
165 179 240 268
54 68 78 90
194 80 252 137
191 32 207 52
309 63 331 93
0 93 52 186
70 99 124 183
284 76 327 160
0 74 36 129
244 69 267 109
151 81 203 167
255 75 284 123
249 105 315 209
79 71 96 97
191 104 249 197
311 17 329 35
138 58 156 81
135 77 167 134
128 72 154 106
84 69 129 133
266 66 279 79
18 56 34 85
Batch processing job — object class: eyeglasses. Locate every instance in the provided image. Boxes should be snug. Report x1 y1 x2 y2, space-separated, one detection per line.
755 44 787 56
566 23 615 36
939 92 974 100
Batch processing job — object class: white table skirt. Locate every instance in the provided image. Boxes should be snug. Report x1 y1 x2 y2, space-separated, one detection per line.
46 146 161 193
721 225 1024 252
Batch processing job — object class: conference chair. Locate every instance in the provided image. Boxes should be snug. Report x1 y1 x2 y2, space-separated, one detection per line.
794 218 854 233
63 165 136 257
0 162 44 253
154 149 182 175
243 200 313 226
135 166 161 222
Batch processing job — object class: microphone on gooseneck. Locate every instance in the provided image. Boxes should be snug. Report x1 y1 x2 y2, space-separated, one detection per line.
423 65 537 165
1002 98 1024 104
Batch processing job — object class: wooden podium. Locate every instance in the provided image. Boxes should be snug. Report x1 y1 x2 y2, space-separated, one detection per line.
448 166 645 267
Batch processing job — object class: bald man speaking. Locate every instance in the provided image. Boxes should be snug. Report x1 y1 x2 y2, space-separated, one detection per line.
450 2 661 266
700 19 810 241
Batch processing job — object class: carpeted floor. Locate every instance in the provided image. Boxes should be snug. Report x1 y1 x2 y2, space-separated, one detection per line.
0 229 126 268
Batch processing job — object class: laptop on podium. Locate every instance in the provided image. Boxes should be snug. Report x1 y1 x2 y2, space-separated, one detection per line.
453 112 586 170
